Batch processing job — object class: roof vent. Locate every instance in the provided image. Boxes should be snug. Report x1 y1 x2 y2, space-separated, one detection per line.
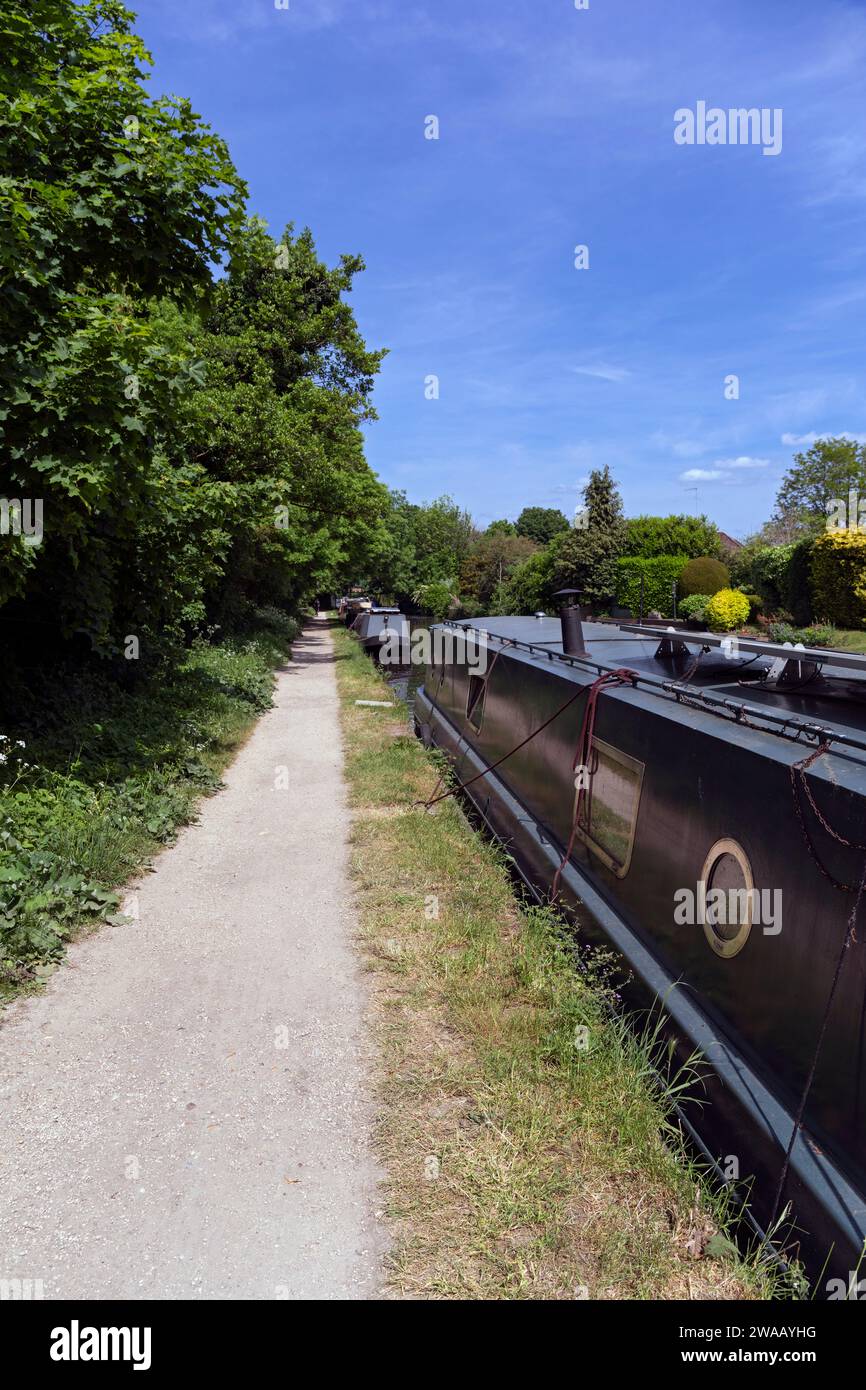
553 589 588 656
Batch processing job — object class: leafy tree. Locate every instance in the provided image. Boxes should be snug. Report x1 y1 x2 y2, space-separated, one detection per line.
515 506 570 545
745 512 810 547
0 0 246 649
363 490 419 602
773 437 866 534
186 219 388 622
459 532 537 606
413 579 456 622
555 467 626 604
494 539 565 614
408 496 476 586
485 519 516 536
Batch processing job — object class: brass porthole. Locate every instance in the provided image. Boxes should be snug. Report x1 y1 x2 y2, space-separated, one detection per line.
699 837 754 959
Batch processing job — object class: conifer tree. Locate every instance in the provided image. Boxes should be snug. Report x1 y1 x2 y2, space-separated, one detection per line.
555 466 626 604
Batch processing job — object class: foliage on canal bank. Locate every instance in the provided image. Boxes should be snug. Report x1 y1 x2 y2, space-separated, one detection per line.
2 1 388 657
0 612 298 1001
332 624 788 1300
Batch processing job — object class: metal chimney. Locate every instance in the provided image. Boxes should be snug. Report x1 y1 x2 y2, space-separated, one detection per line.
553 589 588 656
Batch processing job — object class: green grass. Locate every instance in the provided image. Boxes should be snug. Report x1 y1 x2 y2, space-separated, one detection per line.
332 623 795 1301
0 611 299 1000
832 628 866 653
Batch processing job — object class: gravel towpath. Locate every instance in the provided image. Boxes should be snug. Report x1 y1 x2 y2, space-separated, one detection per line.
0 618 386 1300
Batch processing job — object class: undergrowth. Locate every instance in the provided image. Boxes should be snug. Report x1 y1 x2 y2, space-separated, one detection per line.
0 609 299 998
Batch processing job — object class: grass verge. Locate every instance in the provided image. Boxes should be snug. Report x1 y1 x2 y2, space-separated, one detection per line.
0 611 299 1002
833 628 866 653
333 621 789 1300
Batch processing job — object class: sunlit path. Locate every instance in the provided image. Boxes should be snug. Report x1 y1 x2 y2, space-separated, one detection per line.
0 619 386 1300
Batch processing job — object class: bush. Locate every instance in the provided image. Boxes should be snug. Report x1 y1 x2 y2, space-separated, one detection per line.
615 556 688 617
413 580 456 622
746 541 814 623
704 588 750 631
743 592 763 622
252 606 301 643
766 621 837 647
678 593 710 618
744 545 791 612
678 557 730 598
799 623 837 647
810 531 866 628
454 598 486 619
783 539 815 625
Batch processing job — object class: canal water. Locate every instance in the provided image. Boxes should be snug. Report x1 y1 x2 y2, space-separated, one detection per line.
382 619 428 720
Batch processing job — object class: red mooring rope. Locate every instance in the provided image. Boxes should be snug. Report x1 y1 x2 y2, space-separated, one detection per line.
419 664 639 846
550 669 639 901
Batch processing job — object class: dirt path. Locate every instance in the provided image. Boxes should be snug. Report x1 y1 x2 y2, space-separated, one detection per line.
0 619 387 1300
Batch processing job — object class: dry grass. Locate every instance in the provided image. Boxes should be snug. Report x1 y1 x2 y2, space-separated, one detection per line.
333 624 783 1300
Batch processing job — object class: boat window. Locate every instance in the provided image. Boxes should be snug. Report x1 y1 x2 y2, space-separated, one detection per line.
699 838 754 958
573 739 643 878
466 674 487 731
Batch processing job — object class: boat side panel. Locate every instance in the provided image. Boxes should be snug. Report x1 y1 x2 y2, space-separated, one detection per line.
424 647 866 1187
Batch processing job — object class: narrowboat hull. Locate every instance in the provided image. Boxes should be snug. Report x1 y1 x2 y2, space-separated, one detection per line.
415 617 866 1282
352 610 410 659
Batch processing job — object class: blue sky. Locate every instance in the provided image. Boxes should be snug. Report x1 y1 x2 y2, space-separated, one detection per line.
135 0 866 537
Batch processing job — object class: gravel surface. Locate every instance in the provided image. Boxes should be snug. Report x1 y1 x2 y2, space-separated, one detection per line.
0 619 387 1300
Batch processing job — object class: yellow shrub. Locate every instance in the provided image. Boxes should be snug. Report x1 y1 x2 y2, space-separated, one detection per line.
703 588 750 631
810 530 866 628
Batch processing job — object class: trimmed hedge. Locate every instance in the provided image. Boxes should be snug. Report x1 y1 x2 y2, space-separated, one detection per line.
616 555 687 616
678 556 729 598
810 531 866 628
622 515 723 560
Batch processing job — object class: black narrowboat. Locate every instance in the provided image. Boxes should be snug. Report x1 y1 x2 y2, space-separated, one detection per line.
351 607 410 660
414 604 866 1282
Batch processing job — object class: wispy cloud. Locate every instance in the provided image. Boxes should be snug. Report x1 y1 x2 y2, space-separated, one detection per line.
141 0 346 46
680 457 769 484
652 434 714 460
781 430 866 445
793 280 866 324
573 364 631 383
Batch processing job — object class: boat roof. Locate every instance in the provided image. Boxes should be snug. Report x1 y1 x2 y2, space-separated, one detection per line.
445 616 866 755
